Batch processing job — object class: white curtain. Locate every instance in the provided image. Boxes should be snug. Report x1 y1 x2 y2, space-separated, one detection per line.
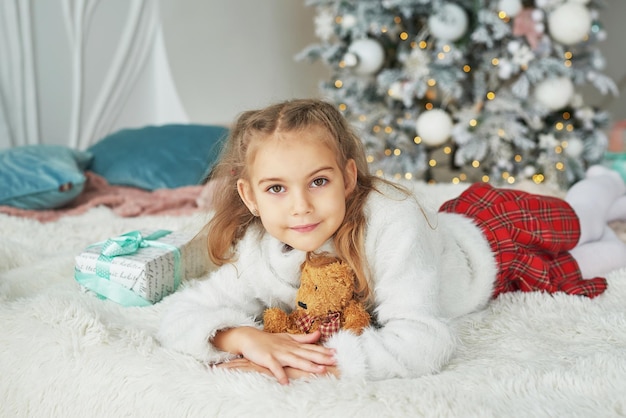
0 0 188 150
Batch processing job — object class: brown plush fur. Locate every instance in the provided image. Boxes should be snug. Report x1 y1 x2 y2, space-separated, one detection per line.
263 255 371 337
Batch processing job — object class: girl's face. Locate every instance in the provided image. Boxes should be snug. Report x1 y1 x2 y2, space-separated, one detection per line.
237 127 357 252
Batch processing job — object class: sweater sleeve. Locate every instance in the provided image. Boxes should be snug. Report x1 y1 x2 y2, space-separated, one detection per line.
157 228 305 363
324 187 457 380
156 261 263 363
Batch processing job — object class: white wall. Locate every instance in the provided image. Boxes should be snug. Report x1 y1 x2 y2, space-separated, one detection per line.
159 0 328 126
1 0 624 150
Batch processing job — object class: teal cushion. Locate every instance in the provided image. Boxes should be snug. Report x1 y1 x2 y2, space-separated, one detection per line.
0 144 93 209
87 124 229 190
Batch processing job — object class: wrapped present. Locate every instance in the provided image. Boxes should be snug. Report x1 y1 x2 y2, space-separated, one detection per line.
75 229 209 307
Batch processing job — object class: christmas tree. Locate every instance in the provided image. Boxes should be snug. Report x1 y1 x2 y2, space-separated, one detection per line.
298 0 617 188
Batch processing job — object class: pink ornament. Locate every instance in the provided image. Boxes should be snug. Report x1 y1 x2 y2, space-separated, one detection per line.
513 8 543 50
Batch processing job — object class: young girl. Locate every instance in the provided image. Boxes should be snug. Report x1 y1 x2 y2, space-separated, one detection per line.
158 99 626 385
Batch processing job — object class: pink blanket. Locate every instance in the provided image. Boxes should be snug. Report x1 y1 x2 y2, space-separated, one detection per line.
0 171 207 222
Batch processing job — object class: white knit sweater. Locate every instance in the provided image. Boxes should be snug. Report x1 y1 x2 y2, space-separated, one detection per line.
157 183 497 380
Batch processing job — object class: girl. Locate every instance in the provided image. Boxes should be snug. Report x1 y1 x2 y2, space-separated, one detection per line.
158 99 626 385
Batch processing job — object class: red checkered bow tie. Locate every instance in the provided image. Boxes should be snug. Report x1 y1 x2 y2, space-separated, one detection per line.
295 311 341 341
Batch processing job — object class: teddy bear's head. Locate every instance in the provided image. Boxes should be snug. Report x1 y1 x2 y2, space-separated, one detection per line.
295 255 355 317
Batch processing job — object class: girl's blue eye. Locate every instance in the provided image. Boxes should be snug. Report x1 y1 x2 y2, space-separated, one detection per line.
311 178 328 187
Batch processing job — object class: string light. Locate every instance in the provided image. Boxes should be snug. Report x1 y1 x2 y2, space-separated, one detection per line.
334 80 343 88
429 159 437 167
556 162 565 171
532 174 545 184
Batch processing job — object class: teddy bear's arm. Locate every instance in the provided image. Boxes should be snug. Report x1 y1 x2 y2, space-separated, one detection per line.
341 301 371 335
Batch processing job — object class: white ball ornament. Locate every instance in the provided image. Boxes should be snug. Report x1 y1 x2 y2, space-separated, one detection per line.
534 77 574 111
548 3 592 45
415 109 453 147
564 137 584 158
344 38 385 76
428 3 469 42
498 0 522 17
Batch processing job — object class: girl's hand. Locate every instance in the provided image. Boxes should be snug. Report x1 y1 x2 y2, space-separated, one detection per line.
212 327 336 385
215 358 339 383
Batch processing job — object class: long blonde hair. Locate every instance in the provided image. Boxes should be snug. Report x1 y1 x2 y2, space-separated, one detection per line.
206 98 387 302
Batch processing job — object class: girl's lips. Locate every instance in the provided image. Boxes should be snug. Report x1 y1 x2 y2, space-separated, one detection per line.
291 223 319 233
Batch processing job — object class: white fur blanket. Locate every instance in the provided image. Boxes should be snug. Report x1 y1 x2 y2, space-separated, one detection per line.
1 183 625 418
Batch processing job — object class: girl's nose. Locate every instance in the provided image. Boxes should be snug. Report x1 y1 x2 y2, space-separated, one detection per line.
291 190 313 215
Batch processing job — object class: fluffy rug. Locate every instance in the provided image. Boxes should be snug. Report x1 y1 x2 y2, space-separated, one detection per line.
1 183 625 418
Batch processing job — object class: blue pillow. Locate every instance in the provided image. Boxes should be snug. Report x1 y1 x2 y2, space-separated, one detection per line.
0 144 93 209
87 124 229 190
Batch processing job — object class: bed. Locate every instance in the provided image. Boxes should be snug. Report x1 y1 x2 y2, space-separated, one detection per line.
1 167 626 417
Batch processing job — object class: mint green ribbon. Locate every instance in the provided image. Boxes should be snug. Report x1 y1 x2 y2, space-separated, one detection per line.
75 230 181 307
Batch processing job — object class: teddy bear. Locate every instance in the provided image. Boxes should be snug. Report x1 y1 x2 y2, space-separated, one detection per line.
263 254 371 341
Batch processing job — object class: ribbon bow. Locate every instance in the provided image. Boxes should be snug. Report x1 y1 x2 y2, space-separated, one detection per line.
100 230 155 257
295 311 341 341
95 230 173 278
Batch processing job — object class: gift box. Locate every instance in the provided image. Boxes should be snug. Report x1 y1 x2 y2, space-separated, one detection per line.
75 229 209 306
